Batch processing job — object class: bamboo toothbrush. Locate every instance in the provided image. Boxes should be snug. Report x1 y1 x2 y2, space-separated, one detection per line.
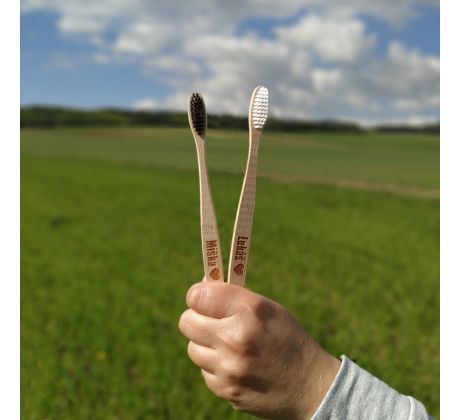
188 93 224 282
227 86 269 287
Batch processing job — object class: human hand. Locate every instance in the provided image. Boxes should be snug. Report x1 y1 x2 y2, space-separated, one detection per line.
178 281 341 419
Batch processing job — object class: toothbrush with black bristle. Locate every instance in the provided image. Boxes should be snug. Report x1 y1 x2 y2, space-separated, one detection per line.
227 86 269 287
188 92 224 282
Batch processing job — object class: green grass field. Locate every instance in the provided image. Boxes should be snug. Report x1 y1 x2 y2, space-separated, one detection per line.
21 127 439 419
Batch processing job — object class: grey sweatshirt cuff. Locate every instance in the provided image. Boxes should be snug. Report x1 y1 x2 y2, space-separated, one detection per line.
311 355 432 419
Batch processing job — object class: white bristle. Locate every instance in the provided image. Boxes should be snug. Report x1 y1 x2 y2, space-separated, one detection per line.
252 86 269 129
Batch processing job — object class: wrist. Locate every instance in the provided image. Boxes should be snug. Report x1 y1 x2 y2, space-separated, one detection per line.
296 346 341 419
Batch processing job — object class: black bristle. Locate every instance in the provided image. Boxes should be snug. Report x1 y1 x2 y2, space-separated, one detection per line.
190 93 206 137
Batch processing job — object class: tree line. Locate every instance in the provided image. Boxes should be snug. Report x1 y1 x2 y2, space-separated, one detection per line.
20 106 440 134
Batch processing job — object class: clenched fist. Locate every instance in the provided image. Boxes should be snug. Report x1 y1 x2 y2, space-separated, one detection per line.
178 281 341 419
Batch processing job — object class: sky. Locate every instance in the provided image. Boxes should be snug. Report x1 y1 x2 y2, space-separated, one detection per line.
21 0 439 126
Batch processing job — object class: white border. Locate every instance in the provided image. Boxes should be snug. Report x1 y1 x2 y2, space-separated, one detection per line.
440 0 460 417
0 0 20 418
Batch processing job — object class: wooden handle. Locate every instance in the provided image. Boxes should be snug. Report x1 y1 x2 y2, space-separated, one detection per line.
227 127 262 286
194 137 225 282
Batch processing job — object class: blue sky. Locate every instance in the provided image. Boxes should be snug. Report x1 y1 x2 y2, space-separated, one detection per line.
21 0 439 125
21 12 169 108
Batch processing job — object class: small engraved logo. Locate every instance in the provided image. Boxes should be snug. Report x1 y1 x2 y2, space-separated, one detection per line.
209 268 220 280
234 264 245 275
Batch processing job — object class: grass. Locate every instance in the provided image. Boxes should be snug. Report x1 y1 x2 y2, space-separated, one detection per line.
21 127 439 190
21 127 439 419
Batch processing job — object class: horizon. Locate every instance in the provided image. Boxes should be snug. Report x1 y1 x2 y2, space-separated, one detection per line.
20 104 440 129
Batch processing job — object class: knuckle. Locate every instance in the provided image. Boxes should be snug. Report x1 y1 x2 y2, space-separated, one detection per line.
187 341 195 358
178 311 189 332
201 369 213 386
230 403 243 412
250 295 277 319
202 374 220 396
219 358 248 382
223 383 243 402
179 309 198 335
224 325 258 356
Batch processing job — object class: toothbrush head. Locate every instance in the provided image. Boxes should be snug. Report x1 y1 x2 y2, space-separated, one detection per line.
250 86 269 130
189 92 207 138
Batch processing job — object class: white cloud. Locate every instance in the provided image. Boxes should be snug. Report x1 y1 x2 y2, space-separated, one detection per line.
358 42 440 111
22 0 439 124
112 21 178 54
311 69 342 93
21 0 440 31
93 52 111 64
275 14 376 63
132 98 159 110
42 53 77 70
160 28 437 121
394 96 440 111
148 56 202 77
57 14 107 34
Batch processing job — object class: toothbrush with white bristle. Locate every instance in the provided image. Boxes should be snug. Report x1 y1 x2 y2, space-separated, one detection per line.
188 93 224 282
227 86 269 287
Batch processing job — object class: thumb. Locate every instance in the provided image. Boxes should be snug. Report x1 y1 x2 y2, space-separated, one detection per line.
186 281 249 319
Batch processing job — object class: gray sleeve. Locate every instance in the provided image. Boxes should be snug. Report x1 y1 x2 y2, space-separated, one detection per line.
311 355 432 420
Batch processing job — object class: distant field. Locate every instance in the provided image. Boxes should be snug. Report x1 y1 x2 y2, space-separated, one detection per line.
21 127 439 418
21 127 440 193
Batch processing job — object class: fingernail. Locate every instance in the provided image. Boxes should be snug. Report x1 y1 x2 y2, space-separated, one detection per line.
187 284 202 307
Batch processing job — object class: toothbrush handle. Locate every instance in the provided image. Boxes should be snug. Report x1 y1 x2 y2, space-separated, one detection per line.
227 129 261 287
195 140 224 282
